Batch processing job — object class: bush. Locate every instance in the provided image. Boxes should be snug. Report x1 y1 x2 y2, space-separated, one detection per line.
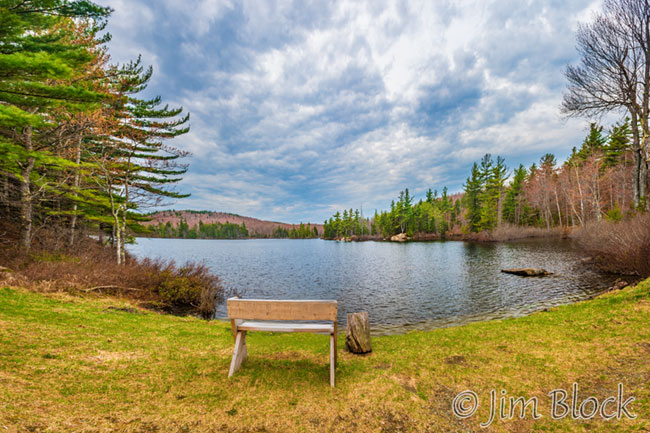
575 213 650 276
0 237 228 319
605 205 623 222
156 262 225 318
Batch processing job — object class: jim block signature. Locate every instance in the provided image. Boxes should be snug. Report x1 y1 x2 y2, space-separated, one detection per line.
451 383 636 428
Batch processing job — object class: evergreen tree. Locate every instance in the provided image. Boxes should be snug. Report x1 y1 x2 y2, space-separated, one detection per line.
575 122 607 161
604 119 631 167
0 0 111 249
425 188 434 203
463 162 483 232
503 164 527 224
479 155 507 231
87 57 190 263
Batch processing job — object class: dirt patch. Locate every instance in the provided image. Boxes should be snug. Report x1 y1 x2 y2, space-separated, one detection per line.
106 306 144 314
392 375 418 394
86 350 144 363
637 342 650 353
445 355 467 365
376 407 417 433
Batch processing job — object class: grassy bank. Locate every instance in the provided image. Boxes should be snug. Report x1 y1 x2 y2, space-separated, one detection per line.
1 281 649 432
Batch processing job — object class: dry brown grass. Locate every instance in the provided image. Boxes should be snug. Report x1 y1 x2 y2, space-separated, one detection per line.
463 224 565 242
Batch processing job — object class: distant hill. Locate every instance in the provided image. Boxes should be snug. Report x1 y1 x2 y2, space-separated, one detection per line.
142 210 323 238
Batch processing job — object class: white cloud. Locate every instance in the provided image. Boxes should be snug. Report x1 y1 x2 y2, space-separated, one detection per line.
101 0 604 222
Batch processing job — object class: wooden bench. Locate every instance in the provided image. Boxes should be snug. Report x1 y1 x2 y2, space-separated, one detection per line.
226 298 338 387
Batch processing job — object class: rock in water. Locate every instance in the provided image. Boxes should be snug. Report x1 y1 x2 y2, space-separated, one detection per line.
346 312 372 354
501 268 551 277
390 233 409 242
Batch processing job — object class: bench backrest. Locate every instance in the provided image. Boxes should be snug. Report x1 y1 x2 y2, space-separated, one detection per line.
227 298 337 322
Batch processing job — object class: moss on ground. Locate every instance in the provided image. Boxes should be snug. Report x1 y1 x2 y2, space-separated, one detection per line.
1 279 649 432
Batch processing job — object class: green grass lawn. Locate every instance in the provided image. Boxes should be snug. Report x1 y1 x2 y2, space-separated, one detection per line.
1 279 649 432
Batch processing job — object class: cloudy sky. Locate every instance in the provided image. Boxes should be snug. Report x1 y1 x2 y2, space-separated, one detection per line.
101 0 604 223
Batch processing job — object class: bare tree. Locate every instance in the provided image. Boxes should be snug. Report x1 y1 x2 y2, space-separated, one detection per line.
562 0 650 209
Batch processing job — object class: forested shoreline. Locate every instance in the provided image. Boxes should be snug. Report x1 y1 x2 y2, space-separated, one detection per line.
147 219 320 239
140 210 321 239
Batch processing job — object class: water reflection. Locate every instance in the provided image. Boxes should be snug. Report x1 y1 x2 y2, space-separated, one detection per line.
128 238 618 335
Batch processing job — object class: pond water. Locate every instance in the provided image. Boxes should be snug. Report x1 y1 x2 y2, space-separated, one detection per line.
127 238 618 335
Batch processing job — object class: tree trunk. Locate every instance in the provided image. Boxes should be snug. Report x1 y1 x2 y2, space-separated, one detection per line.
593 170 602 220
631 111 642 209
112 211 122 265
346 312 372 354
574 164 586 226
544 204 551 230
20 125 35 251
119 202 127 264
69 134 82 247
641 155 648 209
553 187 562 228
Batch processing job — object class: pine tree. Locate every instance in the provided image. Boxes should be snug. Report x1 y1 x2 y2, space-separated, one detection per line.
463 162 483 232
0 1 111 249
425 188 433 203
604 119 631 167
87 57 190 263
576 123 607 161
503 164 527 225
479 155 507 230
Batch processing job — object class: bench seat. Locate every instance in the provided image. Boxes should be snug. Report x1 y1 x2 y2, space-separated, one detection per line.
226 298 338 386
238 321 334 334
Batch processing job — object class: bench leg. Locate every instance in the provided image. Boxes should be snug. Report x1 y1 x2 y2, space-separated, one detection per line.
329 334 335 387
228 331 247 377
334 331 338 368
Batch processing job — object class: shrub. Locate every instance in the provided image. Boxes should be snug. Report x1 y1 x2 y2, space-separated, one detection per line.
0 237 227 319
605 205 623 222
156 262 225 317
575 212 650 276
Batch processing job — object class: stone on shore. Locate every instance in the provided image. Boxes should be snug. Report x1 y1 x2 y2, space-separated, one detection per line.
390 233 409 242
501 268 551 277
608 280 628 291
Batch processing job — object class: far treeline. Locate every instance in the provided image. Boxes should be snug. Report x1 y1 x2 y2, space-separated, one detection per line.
149 219 320 240
324 119 648 240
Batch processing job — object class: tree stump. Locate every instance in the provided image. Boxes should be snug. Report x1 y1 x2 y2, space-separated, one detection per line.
346 312 372 354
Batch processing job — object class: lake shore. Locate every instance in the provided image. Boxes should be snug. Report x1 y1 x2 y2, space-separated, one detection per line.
326 225 566 243
1 278 648 432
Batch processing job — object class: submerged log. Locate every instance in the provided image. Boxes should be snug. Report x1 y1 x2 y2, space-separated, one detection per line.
346 312 372 354
501 268 551 277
